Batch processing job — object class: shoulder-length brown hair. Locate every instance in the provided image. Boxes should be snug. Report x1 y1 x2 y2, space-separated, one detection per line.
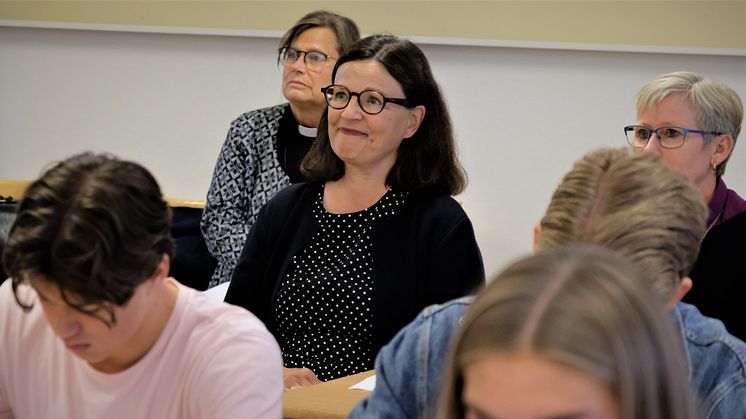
301 34 467 195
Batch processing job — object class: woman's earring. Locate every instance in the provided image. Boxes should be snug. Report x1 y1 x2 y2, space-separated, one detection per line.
712 161 718 172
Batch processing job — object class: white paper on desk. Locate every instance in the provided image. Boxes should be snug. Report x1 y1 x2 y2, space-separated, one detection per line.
203 281 230 301
349 375 376 391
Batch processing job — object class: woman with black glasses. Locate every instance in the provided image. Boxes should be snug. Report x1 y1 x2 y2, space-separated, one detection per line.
225 34 485 389
202 11 359 287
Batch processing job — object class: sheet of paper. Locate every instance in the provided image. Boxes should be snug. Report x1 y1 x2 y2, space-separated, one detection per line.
203 281 230 301
349 375 376 391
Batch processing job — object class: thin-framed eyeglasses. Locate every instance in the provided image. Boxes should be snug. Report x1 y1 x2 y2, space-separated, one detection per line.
623 125 722 149
321 85 412 115
278 47 336 72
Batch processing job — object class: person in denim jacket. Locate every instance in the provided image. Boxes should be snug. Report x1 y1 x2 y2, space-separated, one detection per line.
349 148 746 419
439 246 697 419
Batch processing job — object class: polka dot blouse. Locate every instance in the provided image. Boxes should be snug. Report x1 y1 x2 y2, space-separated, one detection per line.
272 185 408 381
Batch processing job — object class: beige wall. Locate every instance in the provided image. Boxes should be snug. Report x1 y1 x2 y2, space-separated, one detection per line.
1 1 744 50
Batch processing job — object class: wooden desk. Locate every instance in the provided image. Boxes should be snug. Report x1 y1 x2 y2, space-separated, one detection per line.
0 179 204 209
164 198 205 208
0 179 30 200
283 370 374 419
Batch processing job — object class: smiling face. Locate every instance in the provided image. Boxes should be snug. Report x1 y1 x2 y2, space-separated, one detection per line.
31 269 172 373
327 59 425 178
635 94 720 201
281 27 339 115
462 351 620 419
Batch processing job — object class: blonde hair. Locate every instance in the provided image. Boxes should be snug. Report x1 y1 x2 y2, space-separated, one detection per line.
438 246 698 419
636 71 742 176
538 148 706 299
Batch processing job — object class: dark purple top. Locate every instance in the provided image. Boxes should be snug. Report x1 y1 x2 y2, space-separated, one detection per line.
707 177 746 228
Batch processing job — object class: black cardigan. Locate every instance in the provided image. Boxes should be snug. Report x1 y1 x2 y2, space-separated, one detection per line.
225 181 485 359
684 211 746 341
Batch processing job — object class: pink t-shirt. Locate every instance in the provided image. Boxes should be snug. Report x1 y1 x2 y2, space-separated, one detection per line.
0 278 283 419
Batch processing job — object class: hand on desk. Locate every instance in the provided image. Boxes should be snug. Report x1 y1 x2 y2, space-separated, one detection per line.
284 367 321 390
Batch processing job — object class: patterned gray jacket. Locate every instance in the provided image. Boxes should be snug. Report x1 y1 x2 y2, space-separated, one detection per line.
201 104 290 287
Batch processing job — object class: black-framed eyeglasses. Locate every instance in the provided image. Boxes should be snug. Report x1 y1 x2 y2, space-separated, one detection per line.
623 125 722 149
321 85 412 115
278 47 336 72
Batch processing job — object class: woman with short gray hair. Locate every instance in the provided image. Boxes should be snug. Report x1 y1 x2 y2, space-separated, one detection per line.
625 71 746 340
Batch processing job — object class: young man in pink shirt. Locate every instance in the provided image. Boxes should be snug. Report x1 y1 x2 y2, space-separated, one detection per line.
0 153 282 419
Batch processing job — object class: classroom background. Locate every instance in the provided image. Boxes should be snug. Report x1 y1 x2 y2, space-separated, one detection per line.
1 1 744 277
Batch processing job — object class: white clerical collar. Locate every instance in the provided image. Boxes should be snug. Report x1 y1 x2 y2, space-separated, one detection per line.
298 125 317 138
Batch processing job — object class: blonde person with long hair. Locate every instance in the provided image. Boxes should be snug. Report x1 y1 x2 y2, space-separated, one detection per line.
439 246 697 419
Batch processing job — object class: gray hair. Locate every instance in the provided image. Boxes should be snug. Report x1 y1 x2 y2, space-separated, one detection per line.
636 71 742 176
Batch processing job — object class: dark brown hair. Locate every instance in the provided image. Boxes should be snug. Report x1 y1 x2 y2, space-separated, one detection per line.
277 10 360 60
2 153 174 325
302 34 467 195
